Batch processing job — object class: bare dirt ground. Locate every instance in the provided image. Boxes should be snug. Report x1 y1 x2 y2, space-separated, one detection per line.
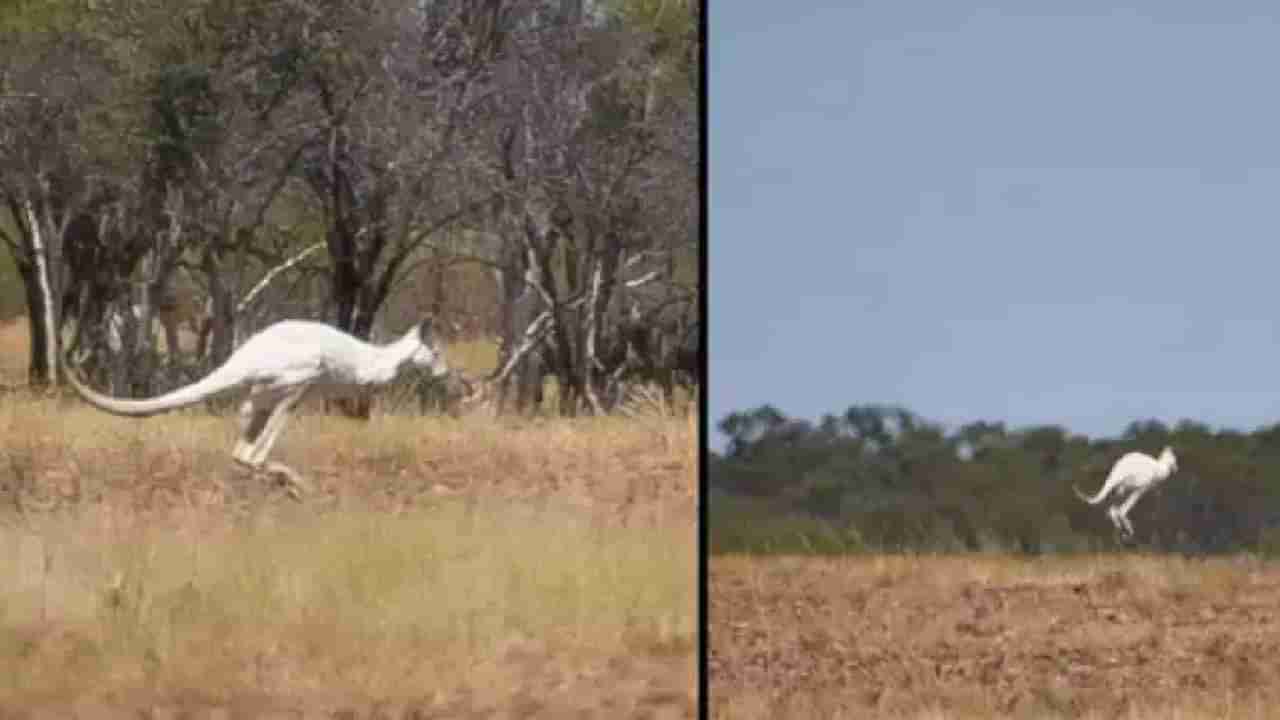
711 553 1280 719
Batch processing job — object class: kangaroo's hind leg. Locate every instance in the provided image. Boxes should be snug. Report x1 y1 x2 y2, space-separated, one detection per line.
233 384 277 468
252 386 313 497
232 384 313 497
1107 504 1126 537
1115 486 1147 539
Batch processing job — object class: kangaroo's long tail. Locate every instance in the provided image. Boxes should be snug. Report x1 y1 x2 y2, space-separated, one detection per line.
63 355 246 418
1073 482 1110 505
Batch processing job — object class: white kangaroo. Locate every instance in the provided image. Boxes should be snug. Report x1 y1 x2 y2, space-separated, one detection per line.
1074 446 1178 539
64 317 452 496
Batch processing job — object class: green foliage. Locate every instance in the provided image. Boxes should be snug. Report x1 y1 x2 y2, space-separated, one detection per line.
712 403 1280 556
1258 525 1280 558
709 490 866 556
0 0 83 38
0 212 24 319
600 0 698 84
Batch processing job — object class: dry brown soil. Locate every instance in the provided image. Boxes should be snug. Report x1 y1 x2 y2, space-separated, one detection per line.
711 553 1280 719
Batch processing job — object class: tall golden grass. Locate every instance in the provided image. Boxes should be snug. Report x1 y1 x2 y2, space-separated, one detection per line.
0 317 697 714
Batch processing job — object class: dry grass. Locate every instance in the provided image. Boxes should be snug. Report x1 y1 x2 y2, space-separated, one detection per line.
712 552 1280 719
0 317 697 717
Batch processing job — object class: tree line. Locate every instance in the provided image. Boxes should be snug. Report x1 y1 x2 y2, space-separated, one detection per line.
0 0 700 417
710 403 1280 555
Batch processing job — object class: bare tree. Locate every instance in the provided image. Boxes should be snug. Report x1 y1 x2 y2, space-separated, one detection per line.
2 0 699 420
473 0 698 415
282 0 512 415
292 2 493 337
0 18 126 387
97 0 331 381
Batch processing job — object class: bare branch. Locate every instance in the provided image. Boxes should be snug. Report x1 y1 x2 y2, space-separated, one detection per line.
236 241 325 316
623 269 660 289
485 308 553 385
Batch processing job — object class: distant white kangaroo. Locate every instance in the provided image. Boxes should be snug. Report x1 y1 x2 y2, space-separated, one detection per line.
64 317 452 496
1074 446 1178 538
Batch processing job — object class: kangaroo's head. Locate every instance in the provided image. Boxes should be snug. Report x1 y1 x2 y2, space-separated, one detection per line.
1160 445 1178 474
409 317 451 378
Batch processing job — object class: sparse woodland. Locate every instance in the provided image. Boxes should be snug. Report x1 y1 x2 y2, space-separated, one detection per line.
0 0 699 417
711 403 1280 554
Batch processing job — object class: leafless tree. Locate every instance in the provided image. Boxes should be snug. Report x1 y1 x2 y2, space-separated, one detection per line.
292 2 497 339
471 0 698 415
0 21 128 387
3 0 699 419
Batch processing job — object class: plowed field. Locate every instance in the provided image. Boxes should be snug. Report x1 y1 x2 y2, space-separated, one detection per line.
711 553 1280 719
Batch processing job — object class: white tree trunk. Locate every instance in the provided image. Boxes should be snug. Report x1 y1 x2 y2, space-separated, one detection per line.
23 199 58 386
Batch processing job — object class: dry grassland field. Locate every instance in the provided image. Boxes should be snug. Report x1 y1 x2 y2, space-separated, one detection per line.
0 319 697 718
711 552 1280 719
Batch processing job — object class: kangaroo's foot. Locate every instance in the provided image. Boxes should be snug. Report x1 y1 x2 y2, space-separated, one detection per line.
264 461 314 500
231 457 312 501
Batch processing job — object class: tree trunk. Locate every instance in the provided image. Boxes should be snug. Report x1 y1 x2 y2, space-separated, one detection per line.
580 239 622 414
201 248 237 372
493 236 545 416
20 201 60 387
17 262 53 387
332 252 376 420
326 254 372 419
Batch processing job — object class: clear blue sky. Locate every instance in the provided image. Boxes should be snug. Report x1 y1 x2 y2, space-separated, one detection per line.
710 2 1280 448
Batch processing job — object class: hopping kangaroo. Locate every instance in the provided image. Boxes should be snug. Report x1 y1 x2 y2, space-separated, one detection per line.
1074 446 1178 539
64 317 452 495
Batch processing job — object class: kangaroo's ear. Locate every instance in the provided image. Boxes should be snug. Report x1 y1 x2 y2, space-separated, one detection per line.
417 316 434 343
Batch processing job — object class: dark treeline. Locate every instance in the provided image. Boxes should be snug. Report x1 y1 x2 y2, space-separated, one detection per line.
710 404 1280 555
